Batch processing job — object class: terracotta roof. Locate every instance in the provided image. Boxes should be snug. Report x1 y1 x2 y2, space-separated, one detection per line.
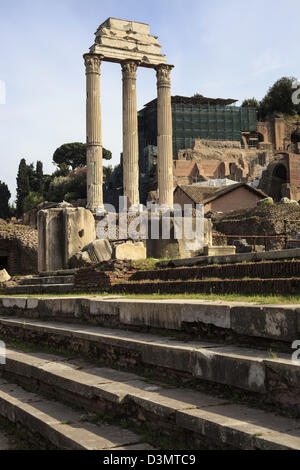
176 183 268 205
176 185 218 202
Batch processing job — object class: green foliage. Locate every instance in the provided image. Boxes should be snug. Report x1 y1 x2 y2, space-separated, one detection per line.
46 173 87 202
34 161 44 194
16 158 30 217
241 98 259 109
103 148 112 161
52 162 70 178
23 191 44 212
103 165 113 184
107 163 123 190
8 203 16 218
53 142 112 170
64 192 78 202
241 77 300 121
53 142 87 170
260 76 300 119
0 181 11 219
260 199 273 206
16 158 45 215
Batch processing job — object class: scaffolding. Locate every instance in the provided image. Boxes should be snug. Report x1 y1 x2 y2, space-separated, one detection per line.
138 97 257 159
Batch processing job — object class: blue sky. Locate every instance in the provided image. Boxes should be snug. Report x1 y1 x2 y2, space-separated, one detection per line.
0 0 299 201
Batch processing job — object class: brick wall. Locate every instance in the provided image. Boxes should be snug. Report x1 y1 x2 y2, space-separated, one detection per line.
130 260 300 281
288 153 300 187
0 240 37 275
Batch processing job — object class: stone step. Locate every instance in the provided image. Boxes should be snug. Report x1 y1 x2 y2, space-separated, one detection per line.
4 284 74 295
157 248 300 268
1 347 300 450
130 260 300 282
19 276 74 286
0 297 297 349
109 277 300 296
0 377 153 450
0 317 299 414
39 269 78 277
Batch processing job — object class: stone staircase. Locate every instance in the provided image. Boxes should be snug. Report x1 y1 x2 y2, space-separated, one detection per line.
111 259 300 295
5 270 76 295
0 297 300 449
5 249 300 296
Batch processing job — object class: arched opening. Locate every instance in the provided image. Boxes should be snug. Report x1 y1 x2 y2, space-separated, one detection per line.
0 251 8 270
270 163 287 201
243 131 264 149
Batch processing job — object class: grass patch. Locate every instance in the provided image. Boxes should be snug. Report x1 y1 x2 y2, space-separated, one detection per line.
119 292 300 304
1 291 300 304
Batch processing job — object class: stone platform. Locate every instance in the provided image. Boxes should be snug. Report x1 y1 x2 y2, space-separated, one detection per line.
0 296 300 449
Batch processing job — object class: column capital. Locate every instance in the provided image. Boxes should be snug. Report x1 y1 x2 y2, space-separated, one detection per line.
84 54 102 75
121 60 139 80
156 64 173 88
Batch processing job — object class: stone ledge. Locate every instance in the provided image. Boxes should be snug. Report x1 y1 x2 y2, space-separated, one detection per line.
158 248 300 268
0 378 145 450
0 296 299 344
1 347 300 449
0 318 299 403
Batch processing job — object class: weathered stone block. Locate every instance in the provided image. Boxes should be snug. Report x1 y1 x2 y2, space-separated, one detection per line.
89 300 119 317
119 300 182 329
146 214 208 259
38 298 61 317
264 358 300 392
60 298 81 317
84 239 112 263
141 344 192 373
114 241 146 260
231 306 298 341
38 207 96 272
2 298 27 310
203 246 236 256
181 303 231 329
191 348 266 393
64 208 96 263
0 270 11 283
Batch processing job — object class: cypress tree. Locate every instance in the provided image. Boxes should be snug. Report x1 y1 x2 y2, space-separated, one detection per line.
16 158 30 217
35 160 44 194
0 181 11 219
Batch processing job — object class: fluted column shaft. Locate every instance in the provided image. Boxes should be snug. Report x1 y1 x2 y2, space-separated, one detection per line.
84 53 103 211
156 64 174 208
122 60 139 209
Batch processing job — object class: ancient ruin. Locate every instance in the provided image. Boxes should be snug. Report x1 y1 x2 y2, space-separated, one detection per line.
2 14 300 452
84 18 174 211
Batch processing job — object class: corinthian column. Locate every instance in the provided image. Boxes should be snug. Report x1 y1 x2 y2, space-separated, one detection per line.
84 53 103 212
156 64 174 209
121 60 140 210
